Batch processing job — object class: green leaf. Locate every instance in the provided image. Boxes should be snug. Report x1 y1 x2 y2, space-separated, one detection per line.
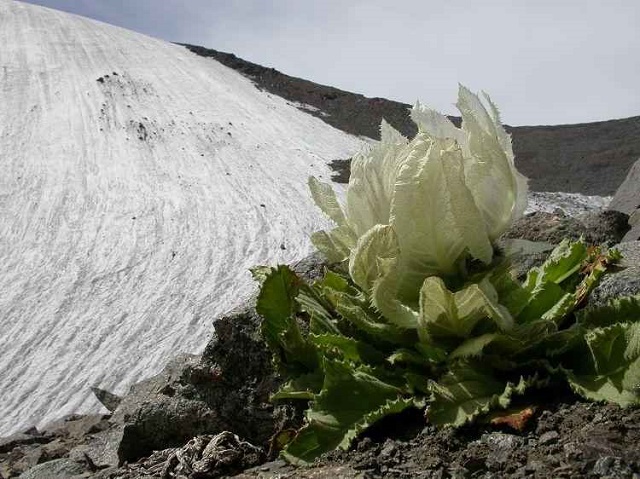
255 265 317 374
249 265 272 285
331 290 413 347
449 333 499 359
338 397 423 450
255 265 300 345
523 238 587 290
427 365 547 426
282 358 405 464
296 289 340 335
310 333 386 365
564 322 640 407
387 347 443 369
577 295 640 329
489 263 531 317
272 371 324 401
516 282 568 323
418 277 513 349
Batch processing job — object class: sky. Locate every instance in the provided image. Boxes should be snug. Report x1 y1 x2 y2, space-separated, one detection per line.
19 0 640 126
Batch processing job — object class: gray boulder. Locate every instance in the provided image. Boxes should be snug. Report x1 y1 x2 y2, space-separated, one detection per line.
589 241 640 307
622 209 640 242
90 388 122 413
609 158 640 242
609 158 640 215
504 210 629 246
17 458 86 478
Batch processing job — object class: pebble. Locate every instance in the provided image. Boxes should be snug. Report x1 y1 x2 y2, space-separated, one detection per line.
538 430 559 445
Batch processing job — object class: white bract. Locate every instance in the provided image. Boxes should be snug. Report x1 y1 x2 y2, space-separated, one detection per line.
310 85 528 328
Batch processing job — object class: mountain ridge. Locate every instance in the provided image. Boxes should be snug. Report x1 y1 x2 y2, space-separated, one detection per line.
183 43 640 196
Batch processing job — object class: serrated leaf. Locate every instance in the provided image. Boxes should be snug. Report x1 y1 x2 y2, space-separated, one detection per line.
418 277 513 350
449 333 499 359
331 290 413 347
310 333 386 365
249 265 272 285
281 358 405 463
577 295 640 328
387 348 442 369
523 238 587 291
255 265 318 374
427 365 547 426
564 322 640 407
311 228 354 264
516 281 568 323
338 397 423 450
296 290 340 335
272 371 324 401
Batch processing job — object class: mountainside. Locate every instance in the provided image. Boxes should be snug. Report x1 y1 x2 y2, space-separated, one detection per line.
0 0 363 435
185 45 640 196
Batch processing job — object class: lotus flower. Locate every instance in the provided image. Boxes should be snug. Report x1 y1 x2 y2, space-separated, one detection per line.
310 85 528 325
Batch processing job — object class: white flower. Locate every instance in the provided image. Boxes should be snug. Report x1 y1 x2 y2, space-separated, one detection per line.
309 85 528 325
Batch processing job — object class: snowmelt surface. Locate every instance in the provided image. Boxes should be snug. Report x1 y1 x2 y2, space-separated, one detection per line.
0 1 364 435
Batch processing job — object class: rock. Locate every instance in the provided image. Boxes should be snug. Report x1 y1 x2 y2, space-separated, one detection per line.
592 456 635 478
90 388 122 413
0 415 113 478
609 158 640 215
17 458 87 478
480 432 525 465
577 210 630 246
538 431 559 445
622 209 640 242
41 415 110 441
505 210 629 246
504 211 588 244
0 433 49 454
589 241 640 306
1 445 44 478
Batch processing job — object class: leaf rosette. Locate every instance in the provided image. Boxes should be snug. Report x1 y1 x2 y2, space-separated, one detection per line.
252 86 638 464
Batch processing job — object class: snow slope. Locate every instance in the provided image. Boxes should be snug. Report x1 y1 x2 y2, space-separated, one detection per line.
0 0 364 435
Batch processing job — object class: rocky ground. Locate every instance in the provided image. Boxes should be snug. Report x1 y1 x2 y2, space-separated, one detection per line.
2 205 639 478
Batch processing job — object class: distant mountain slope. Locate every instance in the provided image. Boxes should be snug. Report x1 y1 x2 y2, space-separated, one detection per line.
0 0 363 435
185 44 640 196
